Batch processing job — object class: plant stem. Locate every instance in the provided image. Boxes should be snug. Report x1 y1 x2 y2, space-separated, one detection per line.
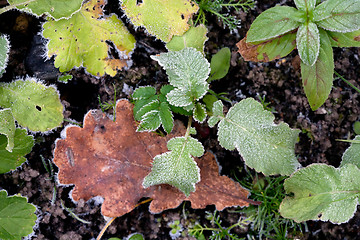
335 71 360 94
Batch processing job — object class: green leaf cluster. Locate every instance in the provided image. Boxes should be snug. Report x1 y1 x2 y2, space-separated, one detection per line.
0 35 9 77
242 0 360 110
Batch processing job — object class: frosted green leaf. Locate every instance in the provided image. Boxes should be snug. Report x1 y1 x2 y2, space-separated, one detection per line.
0 128 34 174
42 0 136 77
280 163 360 224
314 0 360 33
0 78 63 132
133 86 157 100
0 190 37 240
294 0 316 12
166 25 208 53
151 48 210 108
7 0 83 20
246 6 302 43
208 47 231 82
159 102 173 134
208 100 224 127
301 29 333 110
341 135 360 168
328 29 360 47
297 22 320 66
121 0 199 42
137 110 161 132
143 136 204 196
216 98 300 176
193 103 206 123
0 109 15 152
0 35 10 77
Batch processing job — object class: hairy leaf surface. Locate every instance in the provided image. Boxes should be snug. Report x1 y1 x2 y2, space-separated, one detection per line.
0 190 37 240
121 0 198 42
0 109 15 152
341 135 360 168
297 22 320 66
294 0 316 12
0 79 63 132
43 0 135 77
166 25 208 53
328 29 360 47
280 163 360 223
0 35 9 76
53 100 256 217
212 98 300 176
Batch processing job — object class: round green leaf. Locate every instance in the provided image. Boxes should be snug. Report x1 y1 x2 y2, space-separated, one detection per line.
209 47 231 82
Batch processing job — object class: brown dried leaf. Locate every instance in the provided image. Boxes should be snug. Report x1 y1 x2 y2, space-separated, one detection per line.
53 100 256 217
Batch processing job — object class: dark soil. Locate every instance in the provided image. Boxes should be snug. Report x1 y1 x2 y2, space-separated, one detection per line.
1 0 360 239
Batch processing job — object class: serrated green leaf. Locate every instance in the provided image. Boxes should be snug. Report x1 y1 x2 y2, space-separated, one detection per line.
237 31 297 62
208 47 230 82
0 128 34 174
294 0 316 12
0 79 63 132
166 25 208 53
159 102 173 134
297 22 320 66
246 6 302 43
137 110 161 132
341 135 360 168
193 103 206 123
215 98 300 176
151 48 210 108
208 100 224 127
43 0 135 77
121 0 199 42
7 0 83 20
328 29 360 47
314 0 360 33
0 35 10 77
301 29 333 110
280 163 360 224
135 100 160 121
0 109 15 152
143 136 204 196
0 190 37 240
133 86 157 100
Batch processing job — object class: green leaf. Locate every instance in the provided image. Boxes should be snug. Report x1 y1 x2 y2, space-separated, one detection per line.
0 128 33 174
151 48 210 108
301 29 334 110
159 102 173 134
314 0 360 33
246 6 302 43
0 78 63 132
296 22 320 66
294 0 316 12
208 47 231 82
143 136 204 196
237 31 297 62
0 35 10 77
202 94 218 115
328 29 360 47
166 25 208 53
280 163 360 224
341 135 360 168
215 98 300 176
7 0 83 20
133 86 157 100
121 0 199 42
0 109 15 152
0 190 37 240
208 100 224 128
42 0 136 77
137 110 162 132
127 233 144 240
193 103 206 123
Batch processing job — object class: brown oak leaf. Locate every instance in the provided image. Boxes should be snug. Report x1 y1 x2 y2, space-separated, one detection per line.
53 100 258 217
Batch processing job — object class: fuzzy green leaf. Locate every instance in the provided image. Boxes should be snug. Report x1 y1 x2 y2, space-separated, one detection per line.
297 22 320 66
0 128 34 174
121 0 199 42
159 102 173 134
143 136 204 196
132 86 157 100
166 25 208 53
193 103 206 123
42 0 135 77
314 0 360 33
301 29 333 110
0 35 9 77
0 109 15 152
208 47 231 82
208 100 224 127
215 98 300 176
294 0 316 12
137 110 162 132
328 29 360 47
0 190 37 240
341 135 360 168
7 0 83 20
151 48 210 108
0 79 63 132
280 163 360 224
246 6 302 43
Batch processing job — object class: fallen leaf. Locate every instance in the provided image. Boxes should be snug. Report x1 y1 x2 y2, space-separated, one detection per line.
53 100 257 217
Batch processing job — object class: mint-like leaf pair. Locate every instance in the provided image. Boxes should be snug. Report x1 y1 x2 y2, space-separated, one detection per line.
238 0 360 110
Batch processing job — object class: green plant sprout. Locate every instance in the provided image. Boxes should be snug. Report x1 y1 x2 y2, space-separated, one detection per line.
195 0 255 30
256 94 276 113
98 84 118 122
238 0 360 110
